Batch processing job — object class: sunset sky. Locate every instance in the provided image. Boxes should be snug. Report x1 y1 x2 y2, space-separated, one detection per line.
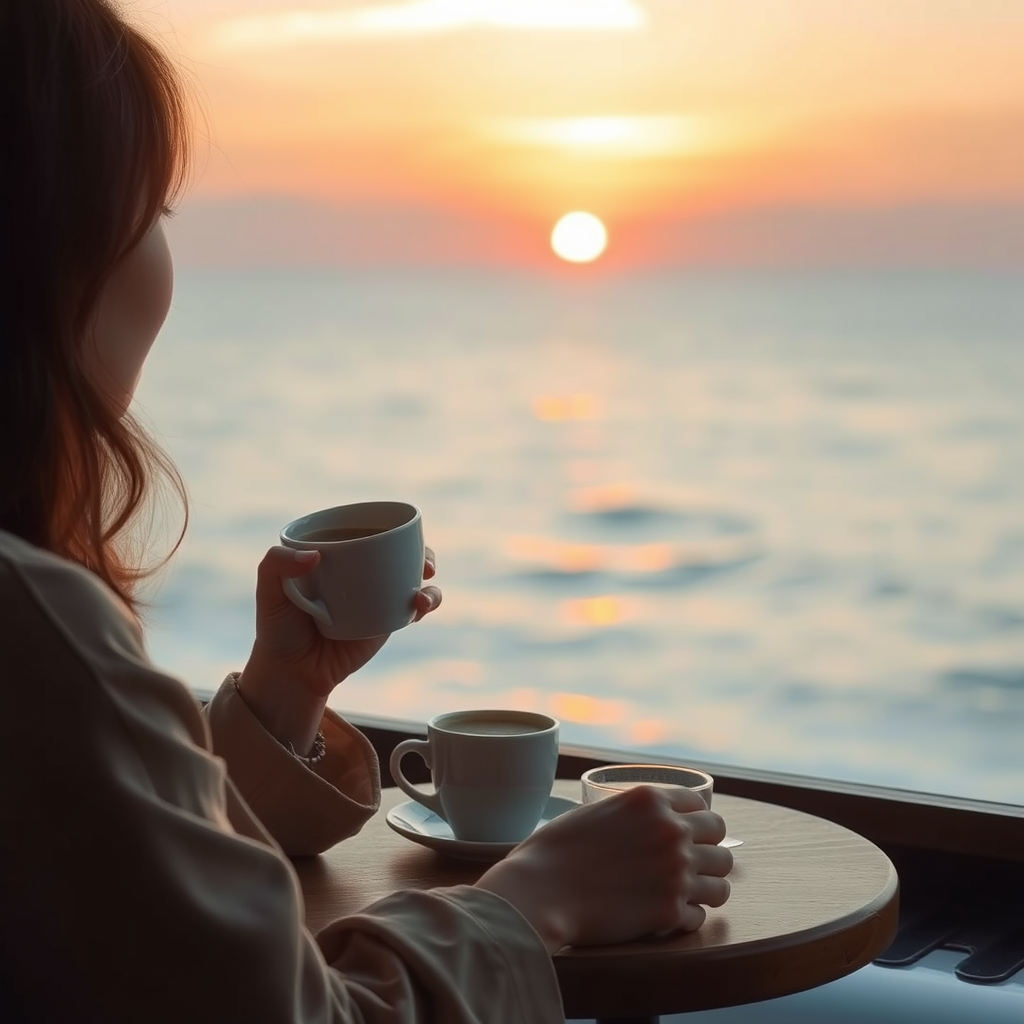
143 0 1024 269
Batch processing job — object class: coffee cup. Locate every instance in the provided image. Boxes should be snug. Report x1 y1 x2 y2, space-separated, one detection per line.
389 710 559 843
581 764 745 849
280 501 424 640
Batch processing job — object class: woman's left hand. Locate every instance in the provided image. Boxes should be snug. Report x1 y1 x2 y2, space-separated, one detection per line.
236 545 441 753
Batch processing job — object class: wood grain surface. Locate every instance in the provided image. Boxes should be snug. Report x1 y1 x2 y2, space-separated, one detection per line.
295 780 899 1019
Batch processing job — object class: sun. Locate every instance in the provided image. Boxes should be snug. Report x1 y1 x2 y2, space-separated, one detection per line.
551 211 608 264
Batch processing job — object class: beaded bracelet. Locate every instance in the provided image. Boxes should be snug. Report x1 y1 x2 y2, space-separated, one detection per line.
288 731 327 767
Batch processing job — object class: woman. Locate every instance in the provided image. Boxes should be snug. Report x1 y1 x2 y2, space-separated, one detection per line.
0 3 734 1022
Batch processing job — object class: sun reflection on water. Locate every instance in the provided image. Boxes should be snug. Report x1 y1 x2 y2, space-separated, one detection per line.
562 595 630 626
551 692 628 727
626 719 669 746
568 482 637 511
532 393 601 421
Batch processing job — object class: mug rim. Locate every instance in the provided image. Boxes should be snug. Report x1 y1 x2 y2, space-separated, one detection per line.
430 709 559 737
580 763 713 789
281 501 421 545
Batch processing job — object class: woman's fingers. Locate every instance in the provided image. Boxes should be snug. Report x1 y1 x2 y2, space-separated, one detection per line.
693 840 735 880
254 546 320 614
681 809 728 847
413 585 442 621
414 548 440 620
258 544 441 623
663 787 712 815
689 874 732 910
654 855 731 936
640 787 727 844
674 902 708 934
265 545 320 577
663 875 730 935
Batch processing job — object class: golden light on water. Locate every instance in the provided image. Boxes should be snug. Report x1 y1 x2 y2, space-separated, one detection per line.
563 595 628 626
507 535 603 574
620 544 674 573
551 212 608 263
506 536 682 578
532 392 600 421
569 482 637 512
556 545 603 574
627 719 669 746
551 692 627 727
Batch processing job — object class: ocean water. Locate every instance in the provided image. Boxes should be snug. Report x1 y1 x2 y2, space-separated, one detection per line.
135 267 1024 806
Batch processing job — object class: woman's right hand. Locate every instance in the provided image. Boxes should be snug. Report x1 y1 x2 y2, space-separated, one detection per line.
474 785 733 953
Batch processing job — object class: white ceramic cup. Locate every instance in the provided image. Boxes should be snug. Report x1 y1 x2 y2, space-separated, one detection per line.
389 710 560 843
280 501 424 640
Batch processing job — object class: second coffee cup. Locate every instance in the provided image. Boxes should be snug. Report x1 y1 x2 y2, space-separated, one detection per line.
389 710 559 843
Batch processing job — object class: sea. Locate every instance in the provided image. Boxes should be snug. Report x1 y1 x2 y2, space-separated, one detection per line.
134 266 1024 806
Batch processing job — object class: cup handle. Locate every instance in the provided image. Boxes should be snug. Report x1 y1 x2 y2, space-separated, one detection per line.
283 577 334 631
389 739 445 820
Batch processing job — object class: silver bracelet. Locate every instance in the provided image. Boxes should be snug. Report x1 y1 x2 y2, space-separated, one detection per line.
228 672 326 766
288 731 327 766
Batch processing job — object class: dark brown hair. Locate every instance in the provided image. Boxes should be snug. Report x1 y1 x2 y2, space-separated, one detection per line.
0 0 191 610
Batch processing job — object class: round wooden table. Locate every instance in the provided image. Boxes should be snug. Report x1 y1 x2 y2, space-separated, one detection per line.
295 781 899 1022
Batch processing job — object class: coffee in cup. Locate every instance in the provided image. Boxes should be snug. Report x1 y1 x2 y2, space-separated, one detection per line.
389 710 559 843
280 501 424 640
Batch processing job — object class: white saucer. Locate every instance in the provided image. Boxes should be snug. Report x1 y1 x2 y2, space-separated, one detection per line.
386 795 580 862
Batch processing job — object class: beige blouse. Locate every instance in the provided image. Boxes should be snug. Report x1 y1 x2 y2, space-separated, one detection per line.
0 531 563 1023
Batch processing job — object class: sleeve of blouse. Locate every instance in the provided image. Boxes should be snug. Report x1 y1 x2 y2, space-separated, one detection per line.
317 887 565 1024
0 545 565 1024
204 675 381 856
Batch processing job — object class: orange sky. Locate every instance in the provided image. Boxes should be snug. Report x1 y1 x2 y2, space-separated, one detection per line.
145 0 1024 268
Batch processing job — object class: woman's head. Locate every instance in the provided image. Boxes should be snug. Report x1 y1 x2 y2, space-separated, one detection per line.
0 0 190 608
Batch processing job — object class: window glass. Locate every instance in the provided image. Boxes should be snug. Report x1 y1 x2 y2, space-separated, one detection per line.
138 1 1024 805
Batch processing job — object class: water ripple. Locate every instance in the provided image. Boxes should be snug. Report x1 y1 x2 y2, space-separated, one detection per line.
617 552 761 590
940 667 1024 693
567 504 755 538
493 625 650 657
503 533 761 590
